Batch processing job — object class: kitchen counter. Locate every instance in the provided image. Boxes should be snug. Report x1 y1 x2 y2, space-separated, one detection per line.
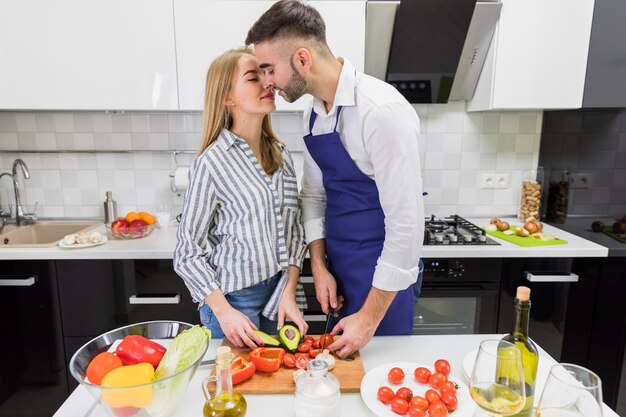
547 217 626 257
0 217 608 260
53 334 620 417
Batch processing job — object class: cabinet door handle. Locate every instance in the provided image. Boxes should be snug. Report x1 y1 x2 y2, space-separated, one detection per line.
128 294 181 305
0 276 38 286
525 271 579 283
300 276 314 284
303 314 327 322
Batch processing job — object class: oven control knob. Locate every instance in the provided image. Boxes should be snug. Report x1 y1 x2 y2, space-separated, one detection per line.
449 262 465 278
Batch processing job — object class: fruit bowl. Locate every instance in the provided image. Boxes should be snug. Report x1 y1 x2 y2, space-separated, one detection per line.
107 223 156 239
69 321 209 417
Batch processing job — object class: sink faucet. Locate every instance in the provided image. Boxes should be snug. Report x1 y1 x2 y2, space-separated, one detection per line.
11 159 37 226
0 172 16 232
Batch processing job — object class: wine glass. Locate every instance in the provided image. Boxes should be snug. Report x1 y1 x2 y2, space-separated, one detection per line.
469 339 526 416
536 363 603 417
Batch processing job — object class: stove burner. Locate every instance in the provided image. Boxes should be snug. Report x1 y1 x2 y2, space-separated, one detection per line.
424 215 500 246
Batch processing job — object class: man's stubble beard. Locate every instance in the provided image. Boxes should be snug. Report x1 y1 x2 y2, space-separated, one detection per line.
280 60 308 103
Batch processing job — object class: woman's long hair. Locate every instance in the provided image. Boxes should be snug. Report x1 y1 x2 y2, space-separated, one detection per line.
198 48 283 175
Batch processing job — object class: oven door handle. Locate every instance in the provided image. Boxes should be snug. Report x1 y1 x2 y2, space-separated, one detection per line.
0 276 38 286
525 271 579 283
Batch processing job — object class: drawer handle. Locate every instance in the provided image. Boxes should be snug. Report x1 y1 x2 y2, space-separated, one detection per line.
300 276 314 284
129 294 181 305
0 276 38 286
303 314 327 322
525 272 579 283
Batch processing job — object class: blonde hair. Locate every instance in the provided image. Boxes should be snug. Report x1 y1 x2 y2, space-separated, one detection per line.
198 48 284 175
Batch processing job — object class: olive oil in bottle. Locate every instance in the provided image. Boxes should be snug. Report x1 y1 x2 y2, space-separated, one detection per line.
501 286 539 417
203 346 247 417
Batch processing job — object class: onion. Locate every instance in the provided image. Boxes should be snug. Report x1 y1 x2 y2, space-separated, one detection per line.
591 221 604 232
496 221 510 231
613 221 626 234
515 227 530 237
485 224 498 232
523 222 538 234
490 217 501 225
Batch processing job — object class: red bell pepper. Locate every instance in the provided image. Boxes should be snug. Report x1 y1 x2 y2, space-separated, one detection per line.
249 347 285 372
115 335 167 368
231 355 256 385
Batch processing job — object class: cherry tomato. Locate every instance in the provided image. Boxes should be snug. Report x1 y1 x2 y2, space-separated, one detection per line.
424 389 441 404
428 372 446 390
390 397 410 415
377 386 395 404
395 387 413 402
440 391 458 412
308 348 322 359
388 367 405 385
407 406 427 417
427 401 449 417
295 355 309 369
282 353 296 368
439 380 457 394
302 336 316 346
86 352 123 385
318 333 334 348
297 342 311 353
410 396 430 410
414 367 432 384
434 359 451 377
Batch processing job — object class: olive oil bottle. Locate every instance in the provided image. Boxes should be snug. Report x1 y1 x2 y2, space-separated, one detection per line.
203 346 247 417
501 286 539 417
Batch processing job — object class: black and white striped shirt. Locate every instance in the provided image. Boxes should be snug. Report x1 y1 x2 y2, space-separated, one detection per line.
174 130 307 320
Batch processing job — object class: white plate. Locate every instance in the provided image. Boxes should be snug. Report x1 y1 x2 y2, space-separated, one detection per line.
360 362 476 417
462 348 480 382
58 236 108 249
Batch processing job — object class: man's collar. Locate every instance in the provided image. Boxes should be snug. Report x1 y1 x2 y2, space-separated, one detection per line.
312 58 356 116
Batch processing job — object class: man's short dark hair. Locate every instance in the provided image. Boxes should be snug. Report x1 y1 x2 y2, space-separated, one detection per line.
245 0 327 46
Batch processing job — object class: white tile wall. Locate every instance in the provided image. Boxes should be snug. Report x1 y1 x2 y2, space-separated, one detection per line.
0 104 542 219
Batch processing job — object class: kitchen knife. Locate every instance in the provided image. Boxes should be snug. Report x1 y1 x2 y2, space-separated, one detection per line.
321 307 334 350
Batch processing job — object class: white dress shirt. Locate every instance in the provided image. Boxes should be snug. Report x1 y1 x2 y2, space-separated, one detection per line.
300 59 425 292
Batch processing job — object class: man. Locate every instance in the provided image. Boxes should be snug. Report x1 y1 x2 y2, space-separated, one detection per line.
246 0 424 358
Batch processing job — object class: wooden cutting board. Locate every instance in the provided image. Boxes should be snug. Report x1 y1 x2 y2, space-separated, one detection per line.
208 336 366 394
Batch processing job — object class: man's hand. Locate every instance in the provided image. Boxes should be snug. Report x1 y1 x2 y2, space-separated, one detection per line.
313 266 340 315
327 310 377 358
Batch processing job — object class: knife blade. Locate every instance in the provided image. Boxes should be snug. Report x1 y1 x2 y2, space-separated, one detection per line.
321 307 334 350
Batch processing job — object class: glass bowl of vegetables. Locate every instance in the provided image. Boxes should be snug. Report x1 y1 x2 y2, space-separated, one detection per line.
69 321 211 417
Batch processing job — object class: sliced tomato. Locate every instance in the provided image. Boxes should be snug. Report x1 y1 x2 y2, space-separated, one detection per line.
297 342 311 353
302 336 316 346
308 348 322 359
295 355 310 370
282 353 296 368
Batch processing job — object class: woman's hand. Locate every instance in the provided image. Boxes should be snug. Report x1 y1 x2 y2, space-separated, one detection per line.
278 290 309 337
215 306 264 349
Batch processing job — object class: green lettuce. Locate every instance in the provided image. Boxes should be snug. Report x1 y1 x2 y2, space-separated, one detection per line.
155 325 211 380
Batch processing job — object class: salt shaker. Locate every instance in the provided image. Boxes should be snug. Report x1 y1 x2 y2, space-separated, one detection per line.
103 191 117 224
294 359 341 417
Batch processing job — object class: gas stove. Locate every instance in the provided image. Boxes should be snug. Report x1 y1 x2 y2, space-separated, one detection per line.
424 214 500 246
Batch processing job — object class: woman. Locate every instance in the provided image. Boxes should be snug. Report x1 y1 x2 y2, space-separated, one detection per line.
174 48 308 349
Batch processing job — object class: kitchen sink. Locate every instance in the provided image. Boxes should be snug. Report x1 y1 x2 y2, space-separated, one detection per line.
0 221 102 248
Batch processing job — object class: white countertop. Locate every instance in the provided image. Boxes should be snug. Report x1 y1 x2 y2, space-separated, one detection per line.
53 334 620 417
0 217 608 260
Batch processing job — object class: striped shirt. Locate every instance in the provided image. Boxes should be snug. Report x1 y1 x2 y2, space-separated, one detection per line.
174 129 307 320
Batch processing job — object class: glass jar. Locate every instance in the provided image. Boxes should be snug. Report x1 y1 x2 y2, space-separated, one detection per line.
519 167 544 221
545 169 570 223
294 359 341 417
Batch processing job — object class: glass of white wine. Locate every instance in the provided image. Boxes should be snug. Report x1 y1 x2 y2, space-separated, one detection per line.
469 339 526 417
536 363 602 417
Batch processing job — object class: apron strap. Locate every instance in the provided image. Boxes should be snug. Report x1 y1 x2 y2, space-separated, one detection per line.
307 106 344 135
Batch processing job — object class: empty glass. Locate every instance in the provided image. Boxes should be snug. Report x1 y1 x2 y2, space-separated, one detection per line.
469 339 526 417
536 363 603 417
156 205 172 229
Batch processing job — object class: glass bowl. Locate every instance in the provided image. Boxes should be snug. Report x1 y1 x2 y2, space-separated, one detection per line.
106 223 156 239
69 321 209 417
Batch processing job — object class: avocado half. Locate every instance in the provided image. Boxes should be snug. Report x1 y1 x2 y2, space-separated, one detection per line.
254 330 280 347
278 324 301 352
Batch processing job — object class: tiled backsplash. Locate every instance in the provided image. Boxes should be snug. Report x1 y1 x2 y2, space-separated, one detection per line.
539 109 626 216
0 103 542 219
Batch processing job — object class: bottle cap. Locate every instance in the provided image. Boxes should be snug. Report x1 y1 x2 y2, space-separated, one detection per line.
516 286 531 301
216 346 231 361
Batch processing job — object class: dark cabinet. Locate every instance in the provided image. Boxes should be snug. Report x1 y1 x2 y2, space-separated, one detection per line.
582 0 626 107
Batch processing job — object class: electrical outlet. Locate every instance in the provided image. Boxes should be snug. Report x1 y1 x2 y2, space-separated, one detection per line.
570 173 593 189
494 174 509 189
481 174 495 189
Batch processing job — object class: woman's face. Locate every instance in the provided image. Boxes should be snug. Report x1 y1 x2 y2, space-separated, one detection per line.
229 54 276 116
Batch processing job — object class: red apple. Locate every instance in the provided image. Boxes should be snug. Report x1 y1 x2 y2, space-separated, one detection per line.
111 218 129 233
129 219 147 230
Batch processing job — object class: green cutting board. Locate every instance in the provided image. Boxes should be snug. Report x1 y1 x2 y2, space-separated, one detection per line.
601 226 626 243
485 226 568 247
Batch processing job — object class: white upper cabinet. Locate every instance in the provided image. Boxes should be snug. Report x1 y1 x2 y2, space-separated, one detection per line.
174 0 366 111
0 0 178 110
468 0 595 111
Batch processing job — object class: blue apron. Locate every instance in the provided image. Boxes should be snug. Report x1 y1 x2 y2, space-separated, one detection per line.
303 107 414 335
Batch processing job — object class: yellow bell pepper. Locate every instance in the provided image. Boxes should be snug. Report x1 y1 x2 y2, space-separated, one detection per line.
100 362 154 408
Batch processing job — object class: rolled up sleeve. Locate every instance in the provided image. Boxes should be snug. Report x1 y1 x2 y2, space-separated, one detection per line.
300 143 327 244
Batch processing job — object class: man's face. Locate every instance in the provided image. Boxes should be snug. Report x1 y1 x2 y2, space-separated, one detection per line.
255 41 307 103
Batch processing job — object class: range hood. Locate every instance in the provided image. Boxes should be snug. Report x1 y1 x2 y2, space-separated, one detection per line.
384 0 502 103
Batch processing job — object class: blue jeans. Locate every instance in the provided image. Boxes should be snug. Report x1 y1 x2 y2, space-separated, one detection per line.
199 273 280 339
413 258 425 304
